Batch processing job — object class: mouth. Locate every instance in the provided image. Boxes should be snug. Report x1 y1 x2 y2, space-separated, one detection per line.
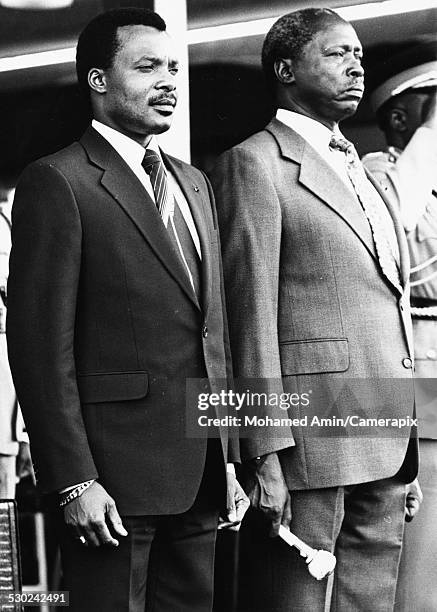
342 85 364 99
150 97 177 108
150 99 176 116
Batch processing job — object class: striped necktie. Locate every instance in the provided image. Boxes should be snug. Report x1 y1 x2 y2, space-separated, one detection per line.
142 149 201 298
329 135 401 290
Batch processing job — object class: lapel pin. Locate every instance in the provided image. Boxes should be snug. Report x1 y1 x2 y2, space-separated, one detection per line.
193 185 199 192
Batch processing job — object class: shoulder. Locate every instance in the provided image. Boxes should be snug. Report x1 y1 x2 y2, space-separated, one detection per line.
225 127 276 157
212 131 276 180
362 149 398 174
18 142 85 185
13 143 87 221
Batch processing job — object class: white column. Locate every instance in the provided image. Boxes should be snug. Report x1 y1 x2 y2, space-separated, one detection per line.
154 0 190 163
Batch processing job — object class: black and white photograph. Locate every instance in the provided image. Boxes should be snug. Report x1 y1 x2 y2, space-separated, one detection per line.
0 1 436 611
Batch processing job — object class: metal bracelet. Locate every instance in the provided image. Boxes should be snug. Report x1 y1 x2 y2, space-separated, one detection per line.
59 480 94 508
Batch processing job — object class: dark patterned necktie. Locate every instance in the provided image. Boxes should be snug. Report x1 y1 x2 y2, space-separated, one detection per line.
142 149 201 298
329 135 401 289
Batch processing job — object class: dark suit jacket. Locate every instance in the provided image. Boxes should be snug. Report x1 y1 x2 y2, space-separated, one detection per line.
7 126 235 515
210 118 418 489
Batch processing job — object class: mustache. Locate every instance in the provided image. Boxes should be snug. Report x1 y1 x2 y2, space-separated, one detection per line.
149 94 177 106
345 80 364 92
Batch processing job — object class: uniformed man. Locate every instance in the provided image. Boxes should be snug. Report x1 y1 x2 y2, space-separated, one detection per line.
362 39 437 612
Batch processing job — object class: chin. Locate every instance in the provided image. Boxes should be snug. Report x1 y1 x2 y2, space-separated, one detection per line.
147 119 174 135
155 123 173 135
337 101 359 121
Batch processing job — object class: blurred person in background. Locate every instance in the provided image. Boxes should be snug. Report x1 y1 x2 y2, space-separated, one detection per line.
0 181 31 499
363 40 437 612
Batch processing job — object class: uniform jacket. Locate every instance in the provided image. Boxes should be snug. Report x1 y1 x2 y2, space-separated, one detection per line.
364 131 437 439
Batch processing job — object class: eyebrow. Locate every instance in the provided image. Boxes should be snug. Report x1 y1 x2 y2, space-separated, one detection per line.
134 55 161 64
133 55 180 66
324 44 363 53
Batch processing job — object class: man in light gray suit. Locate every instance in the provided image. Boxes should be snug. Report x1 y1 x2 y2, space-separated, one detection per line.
210 8 421 612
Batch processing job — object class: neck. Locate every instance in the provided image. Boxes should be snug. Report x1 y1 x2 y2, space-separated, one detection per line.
278 99 338 132
93 116 153 148
386 132 407 151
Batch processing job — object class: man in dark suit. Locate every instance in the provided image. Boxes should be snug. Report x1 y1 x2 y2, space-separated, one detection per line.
7 8 247 611
210 8 420 612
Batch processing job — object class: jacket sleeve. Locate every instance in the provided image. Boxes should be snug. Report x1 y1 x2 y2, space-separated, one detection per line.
203 169 240 464
210 146 295 460
7 161 99 493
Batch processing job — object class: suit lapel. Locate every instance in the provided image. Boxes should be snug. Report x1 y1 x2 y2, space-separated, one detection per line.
80 127 200 310
267 119 378 263
163 153 213 315
267 119 406 295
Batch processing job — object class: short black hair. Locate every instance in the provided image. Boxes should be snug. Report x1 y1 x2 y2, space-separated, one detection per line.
262 8 347 87
76 8 166 95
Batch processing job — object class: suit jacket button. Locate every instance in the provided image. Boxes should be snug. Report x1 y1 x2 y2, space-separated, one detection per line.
426 349 437 360
402 357 412 369
202 325 208 338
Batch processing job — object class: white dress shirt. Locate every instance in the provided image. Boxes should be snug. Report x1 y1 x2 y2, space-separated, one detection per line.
276 109 355 191
92 120 202 258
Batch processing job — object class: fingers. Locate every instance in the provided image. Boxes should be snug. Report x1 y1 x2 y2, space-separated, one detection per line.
405 479 423 522
64 484 127 547
405 496 421 522
248 482 261 507
224 484 250 531
281 492 292 529
265 492 292 537
227 485 237 524
107 502 128 537
223 475 250 531
70 514 117 547
82 522 104 547
93 519 120 547
269 506 283 538
414 481 424 504
235 484 250 523
218 518 240 531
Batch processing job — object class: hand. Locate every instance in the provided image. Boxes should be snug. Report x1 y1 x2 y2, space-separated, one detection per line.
220 470 250 531
405 478 423 522
16 442 34 483
63 481 128 547
247 453 291 537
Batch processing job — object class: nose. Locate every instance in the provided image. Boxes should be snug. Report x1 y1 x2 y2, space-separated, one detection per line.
156 69 176 91
347 58 364 79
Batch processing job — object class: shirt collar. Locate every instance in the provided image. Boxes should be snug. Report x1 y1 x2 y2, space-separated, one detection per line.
276 108 343 154
91 119 162 167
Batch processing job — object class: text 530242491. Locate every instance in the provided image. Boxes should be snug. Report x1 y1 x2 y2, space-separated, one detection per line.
0 591 69 606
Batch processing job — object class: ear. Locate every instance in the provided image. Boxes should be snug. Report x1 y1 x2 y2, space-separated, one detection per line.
389 108 408 133
87 68 107 95
274 58 295 85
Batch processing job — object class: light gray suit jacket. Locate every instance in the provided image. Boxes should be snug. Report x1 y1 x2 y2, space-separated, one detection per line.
211 118 418 489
